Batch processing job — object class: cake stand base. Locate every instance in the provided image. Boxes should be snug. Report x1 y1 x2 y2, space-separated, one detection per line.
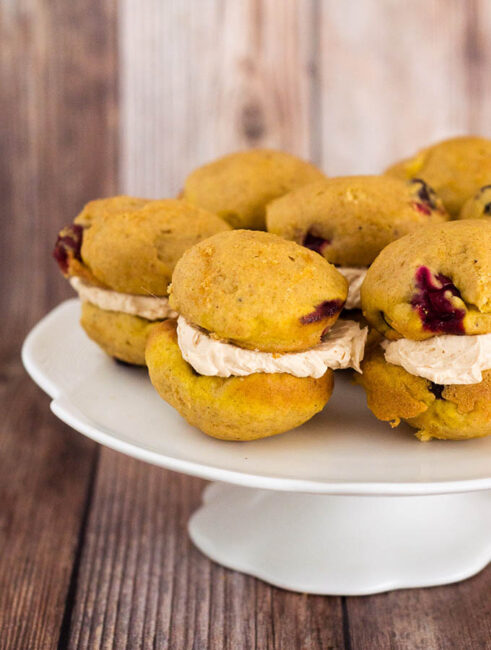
188 483 491 595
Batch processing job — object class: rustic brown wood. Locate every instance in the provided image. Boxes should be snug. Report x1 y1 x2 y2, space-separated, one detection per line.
2 0 491 648
345 568 491 650
66 450 346 650
64 449 491 649
0 0 117 647
0 383 97 650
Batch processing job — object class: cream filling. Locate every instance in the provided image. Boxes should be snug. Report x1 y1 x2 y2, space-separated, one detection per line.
177 317 368 378
70 276 177 321
337 267 368 310
382 333 491 385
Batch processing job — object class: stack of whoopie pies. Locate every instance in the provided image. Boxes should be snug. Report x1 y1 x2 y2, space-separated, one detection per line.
54 139 491 442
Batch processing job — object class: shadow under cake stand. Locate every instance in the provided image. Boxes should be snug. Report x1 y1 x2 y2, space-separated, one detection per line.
22 300 491 595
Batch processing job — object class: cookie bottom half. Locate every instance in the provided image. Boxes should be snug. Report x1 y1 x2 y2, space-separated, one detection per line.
145 320 334 441
80 301 159 366
356 346 491 441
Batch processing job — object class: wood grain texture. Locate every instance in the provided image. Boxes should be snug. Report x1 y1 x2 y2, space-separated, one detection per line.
0 383 97 650
119 0 317 197
0 0 117 647
316 0 485 175
2 0 491 648
345 569 491 650
64 448 491 649
66 450 346 650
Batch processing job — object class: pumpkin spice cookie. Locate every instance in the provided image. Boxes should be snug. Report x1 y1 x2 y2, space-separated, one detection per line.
385 136 491 216
74 195 150 227
266 175 448 310
53 199 230 365
357 220 491 440
182 149 326 230
459 185 491 220
357 345 491 441
147 230 367 441
361 220 491 341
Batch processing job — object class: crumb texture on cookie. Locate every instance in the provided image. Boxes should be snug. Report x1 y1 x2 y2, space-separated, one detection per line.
361 220 491 340
74 195 150 227
81 199 230 295
266 175 448 267
146 320 333 441
357 345 491 441
169 230 348 353
80 302 158 366
183 149 326 230
385 136 491 216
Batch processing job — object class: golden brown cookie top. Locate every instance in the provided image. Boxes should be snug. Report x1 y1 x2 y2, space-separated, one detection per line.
361 220 491 340
80 200 231 295
266 175 448 267
385 136 491 216
182 149 326 230
74 195 150 227
169 230 348 353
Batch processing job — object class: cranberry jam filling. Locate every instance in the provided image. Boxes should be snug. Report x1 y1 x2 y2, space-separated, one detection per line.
411 178 437 207
300 299 344 325
411 266 466 335
303 230 330 255
412 202 432 216
409 178 440 215
53 224 84 274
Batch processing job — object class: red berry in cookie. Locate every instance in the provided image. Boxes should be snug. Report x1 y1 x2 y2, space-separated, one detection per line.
410 266 465 335
302 231 331 255
53 224 84 274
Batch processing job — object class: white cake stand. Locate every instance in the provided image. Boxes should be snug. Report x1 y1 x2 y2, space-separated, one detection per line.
22 300 491 596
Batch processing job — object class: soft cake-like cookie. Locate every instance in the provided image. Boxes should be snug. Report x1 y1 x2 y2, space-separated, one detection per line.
74 195 150 227
53 199 230 364
169 230 349 352
182 149 326 230
385 136 491 216
266 175 448 310
357 220 491 440
361 220 491 341
148 230 367 440
459 185 491 220
81 200 231 295
356 346 491 441
146 320 335 441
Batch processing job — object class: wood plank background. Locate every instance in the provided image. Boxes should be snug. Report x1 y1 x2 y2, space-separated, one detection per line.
1 0 490 648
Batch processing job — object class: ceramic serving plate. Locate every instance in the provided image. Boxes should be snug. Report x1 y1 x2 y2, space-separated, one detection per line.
22 299 491 496
22 300 491 595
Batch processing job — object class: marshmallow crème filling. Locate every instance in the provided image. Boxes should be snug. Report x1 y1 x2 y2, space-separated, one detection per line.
336 267 367 310
177 317 368 378
381 333 491 385
70 277 177 321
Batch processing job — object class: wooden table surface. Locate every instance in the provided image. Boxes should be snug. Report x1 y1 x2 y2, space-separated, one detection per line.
2 1 491 648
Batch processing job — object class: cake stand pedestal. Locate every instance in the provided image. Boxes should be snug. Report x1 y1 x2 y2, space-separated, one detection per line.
189 483 491 595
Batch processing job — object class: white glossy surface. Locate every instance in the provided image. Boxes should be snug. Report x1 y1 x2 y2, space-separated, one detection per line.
189 482 491 595
22 300 491 496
